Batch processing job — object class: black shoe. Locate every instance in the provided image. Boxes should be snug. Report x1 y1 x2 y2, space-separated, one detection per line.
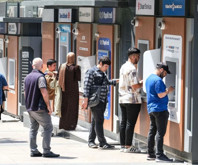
156 154 173 162
30 151 42 157
0 107 4 114
43 152 60 158
99 143 115 150
147 154 156 160
88 142 98 148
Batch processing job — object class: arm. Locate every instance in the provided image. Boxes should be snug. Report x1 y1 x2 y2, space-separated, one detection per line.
3 86 8 90
74 65 81 81
40 88 52 114
105 76 117 86
38 76 52 114
82 70 94 110
132 82 143 90
158 86 174 98
2 75 8 90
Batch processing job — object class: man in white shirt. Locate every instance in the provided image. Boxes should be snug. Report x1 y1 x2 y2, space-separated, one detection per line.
119 48 143 153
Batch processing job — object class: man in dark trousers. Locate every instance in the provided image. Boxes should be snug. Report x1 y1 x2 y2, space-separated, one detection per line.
119 48 143 153
82 56 118 149
146 62 174 162
24 58 59 158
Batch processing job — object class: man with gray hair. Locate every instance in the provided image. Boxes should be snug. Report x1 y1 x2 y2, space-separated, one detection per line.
24 58 60 158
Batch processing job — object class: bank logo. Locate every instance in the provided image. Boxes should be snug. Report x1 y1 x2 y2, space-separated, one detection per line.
165 3 182 11
99 8 115 23
138 2 152 10
162 0 185 16
99 11 113 19
136 0 154 15
100 39 110 46
79 11 90 17
60 12 70 19
58 9 72 22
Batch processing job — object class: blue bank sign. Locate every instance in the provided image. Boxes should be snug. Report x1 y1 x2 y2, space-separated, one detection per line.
99 8 116 24
163 0 185 16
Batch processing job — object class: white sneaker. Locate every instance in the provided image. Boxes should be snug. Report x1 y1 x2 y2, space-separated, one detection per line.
124 146 141 153
120 146 125 152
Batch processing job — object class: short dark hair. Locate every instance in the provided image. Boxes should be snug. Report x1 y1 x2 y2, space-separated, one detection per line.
47 59 56 67
98 56 111 66
128 48 141 57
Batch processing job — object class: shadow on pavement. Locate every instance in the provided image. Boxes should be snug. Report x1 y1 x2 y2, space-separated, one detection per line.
0 138 28 143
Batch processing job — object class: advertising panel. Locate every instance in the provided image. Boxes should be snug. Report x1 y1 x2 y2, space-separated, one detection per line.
76 24 92 57
98 37 111 120
79 8 94 22
162 0 185 16
136 0 155 15
99 8 116 24
8 23 20 35
77 56 95 93
58 9 72 23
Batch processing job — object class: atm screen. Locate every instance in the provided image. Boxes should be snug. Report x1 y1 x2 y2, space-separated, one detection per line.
59 45 67 65
165 61 177 104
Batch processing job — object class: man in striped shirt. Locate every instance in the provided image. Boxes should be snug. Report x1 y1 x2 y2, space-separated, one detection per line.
82 56 118 149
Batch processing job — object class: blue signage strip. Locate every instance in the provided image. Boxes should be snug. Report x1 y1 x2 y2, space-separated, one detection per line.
98 38 111 120
99 8 115 24
162 0 185 16
0 23 7 34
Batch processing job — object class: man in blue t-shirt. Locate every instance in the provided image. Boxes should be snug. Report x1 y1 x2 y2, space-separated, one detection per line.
145 62 174 162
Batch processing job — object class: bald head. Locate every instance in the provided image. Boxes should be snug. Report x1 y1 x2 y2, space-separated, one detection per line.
32 58 43 70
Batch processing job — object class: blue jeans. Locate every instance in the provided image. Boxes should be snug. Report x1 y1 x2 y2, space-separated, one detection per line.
28 110 53 154
147 110 169 156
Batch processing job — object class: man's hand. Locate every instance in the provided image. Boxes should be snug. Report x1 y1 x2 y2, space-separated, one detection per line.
47 72 54 76
167 86 174 94
82 98 88 110
132 80 143 90
48 106 53 115
158 86 175 98
3 86 8 91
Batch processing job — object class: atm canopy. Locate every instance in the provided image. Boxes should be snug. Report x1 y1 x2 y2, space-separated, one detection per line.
21 0 135 8
3 17 42 23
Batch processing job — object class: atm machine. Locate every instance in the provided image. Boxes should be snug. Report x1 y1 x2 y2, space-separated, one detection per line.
4 3 42 117
55 23 71 66
55 8 77 67
163 35 182 123
95 8 120 132
18 36 42 119
75 7 95 123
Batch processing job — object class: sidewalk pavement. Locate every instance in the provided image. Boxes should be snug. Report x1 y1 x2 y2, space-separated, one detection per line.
0 113 188 165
